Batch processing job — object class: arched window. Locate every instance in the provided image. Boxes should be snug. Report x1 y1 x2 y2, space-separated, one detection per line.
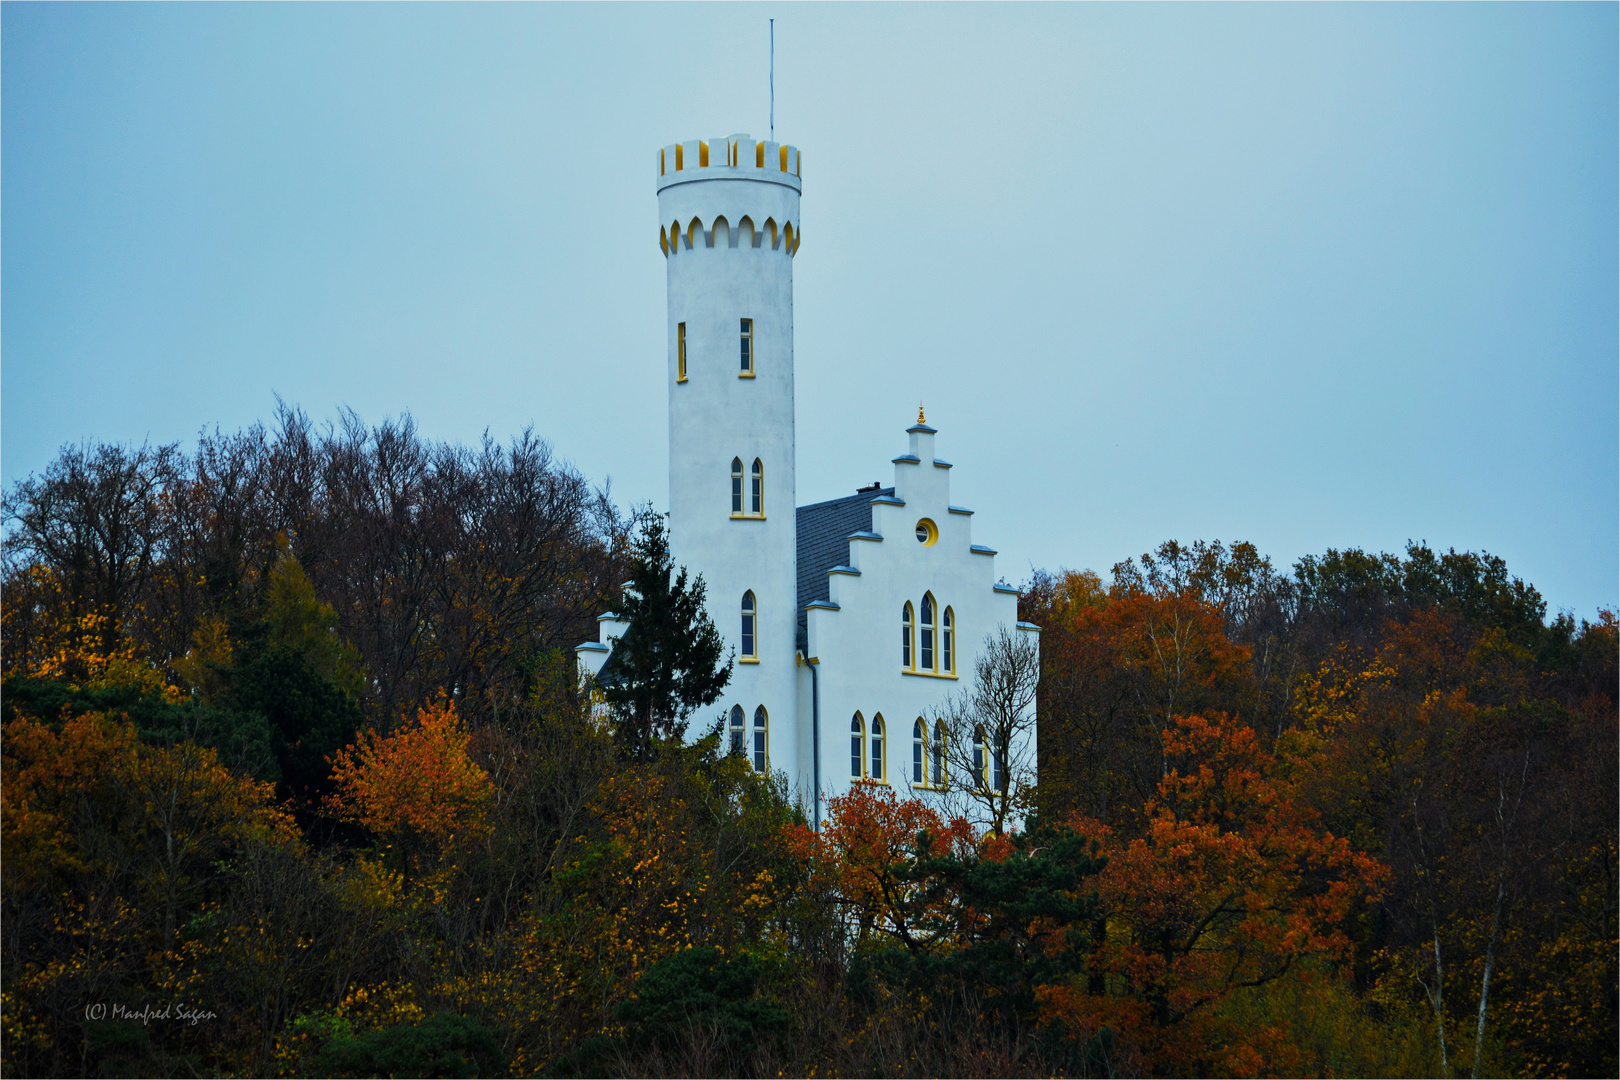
973 725 988 790
731 458 744 515
902 602 914 669
912 719 927 785
932 720 947 787
942 608 955 674
750 459 764 515
870 714 885 782
850 713 865 780
740 591 757 658
753 706 768 773
920 594 937 671
729 705 746 757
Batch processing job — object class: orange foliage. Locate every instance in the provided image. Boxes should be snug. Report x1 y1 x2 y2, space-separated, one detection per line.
326 695 492 850
786 785 979 948
1031 570 1256 822
1043 712 1385 1076
3 711 294 894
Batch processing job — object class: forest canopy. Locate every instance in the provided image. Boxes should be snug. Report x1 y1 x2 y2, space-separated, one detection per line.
2 417 1614 1079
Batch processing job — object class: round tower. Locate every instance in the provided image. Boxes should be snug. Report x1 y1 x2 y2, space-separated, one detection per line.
657 134 803 773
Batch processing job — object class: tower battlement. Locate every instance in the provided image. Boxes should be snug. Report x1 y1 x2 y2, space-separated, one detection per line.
657 134 802 193
656 133 803 258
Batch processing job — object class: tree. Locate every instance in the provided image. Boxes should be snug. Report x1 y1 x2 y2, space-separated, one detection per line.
931 626 1041 835
326 696 493 877
1 441 179 667
1041 711 1384 1076
1 709 299 1077
596 515 730 759
1026 565 1254 826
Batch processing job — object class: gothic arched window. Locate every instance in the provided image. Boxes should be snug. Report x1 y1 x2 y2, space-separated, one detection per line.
740 591 757 659
753 706 768 773
731 458 744 515
902 602 914 669
920 594 937 671
750 459 764 516
850 713 865 780
729 705 746 757
942 607 955 674
932 720 947 787
912 719 927 785
870 714 885 782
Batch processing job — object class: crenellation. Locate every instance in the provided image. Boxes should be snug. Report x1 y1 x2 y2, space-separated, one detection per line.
658 134 801 182
658 212 798 257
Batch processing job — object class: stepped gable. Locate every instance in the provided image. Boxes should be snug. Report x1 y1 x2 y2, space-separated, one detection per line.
795 487 894 649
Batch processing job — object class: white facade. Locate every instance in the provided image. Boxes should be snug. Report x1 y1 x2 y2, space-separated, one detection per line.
578 134 1037 826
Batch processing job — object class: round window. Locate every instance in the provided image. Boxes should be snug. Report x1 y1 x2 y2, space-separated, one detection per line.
915 518 938 546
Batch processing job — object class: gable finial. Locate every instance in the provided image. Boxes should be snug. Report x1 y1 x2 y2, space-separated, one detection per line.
918 402 926 424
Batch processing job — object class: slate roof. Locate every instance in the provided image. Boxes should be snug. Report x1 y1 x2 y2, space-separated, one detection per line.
796 487 893 650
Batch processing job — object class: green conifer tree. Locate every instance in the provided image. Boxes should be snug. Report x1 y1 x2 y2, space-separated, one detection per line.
597 514 730 759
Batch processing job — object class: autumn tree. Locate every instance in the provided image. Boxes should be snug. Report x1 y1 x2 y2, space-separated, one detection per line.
3 408 626 734
931 626 1041 835
1 709 300 1077
1027 558 1255 825
1 441 179 670
326 695 493 879
1040 711 1383 1076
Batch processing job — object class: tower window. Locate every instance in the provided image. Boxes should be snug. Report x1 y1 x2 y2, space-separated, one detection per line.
677 322 687 382
932 720 947 787
973 726 988 790
750 459 764 516
851 713 865 780
753 706 768 772
920 594 936 671
871 714 885 782
740 318 754 375
901 602 914 669
913 719 927 785
731 458 744 515
729 705 746 757
740 591 757 659
942 608 955 674
992 739 1007 794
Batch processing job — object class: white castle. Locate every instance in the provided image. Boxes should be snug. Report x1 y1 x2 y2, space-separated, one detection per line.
577 134 1038 825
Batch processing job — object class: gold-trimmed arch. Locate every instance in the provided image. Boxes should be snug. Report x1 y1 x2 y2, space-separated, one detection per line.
687 217 702 250
711 215 729 249
738 215 755 248
851 711 866 780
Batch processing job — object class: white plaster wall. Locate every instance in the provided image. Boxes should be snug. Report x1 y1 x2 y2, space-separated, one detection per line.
803 424 1037 823
658 135 802 782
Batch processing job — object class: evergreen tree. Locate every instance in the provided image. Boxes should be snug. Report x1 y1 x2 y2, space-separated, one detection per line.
597 514 730 759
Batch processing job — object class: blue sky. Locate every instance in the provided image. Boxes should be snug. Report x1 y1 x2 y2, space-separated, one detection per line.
4 3 1615 618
